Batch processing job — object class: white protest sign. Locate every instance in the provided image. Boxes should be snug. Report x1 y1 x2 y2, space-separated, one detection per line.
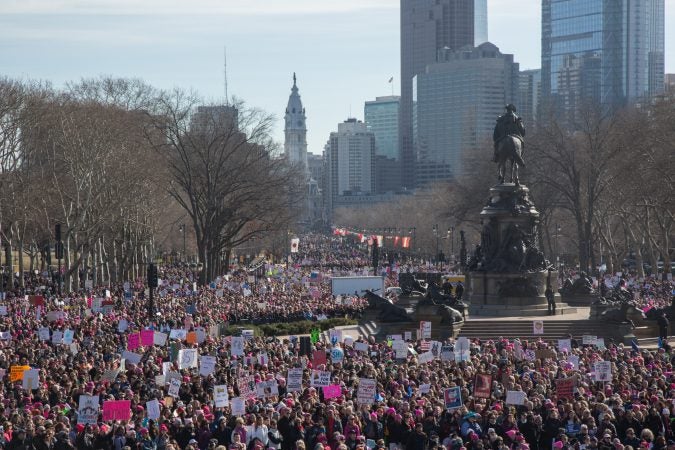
118 320 129 333
393 340 408 359
594 361 612 382
418 351 434 365
154 332 168 346
231 397 245 416
199 355 216 376
146 399 161 420
533 320 544 335
505 390 526 405
77 395 99 425
558 339 571 353
355 342 369 353
420 321 432 339
310 370 331 387
22 369 39 390
122 351 142 365
38 328 50 341
169 329 187 340
287 368 303 392
215 385 229 407
178 349 198 369
255 380 279 398
231 337 245 356
51 331 63 345
168 378 181 397
357 378 377 405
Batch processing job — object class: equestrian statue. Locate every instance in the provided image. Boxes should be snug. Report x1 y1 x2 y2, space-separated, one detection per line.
492 104 525 185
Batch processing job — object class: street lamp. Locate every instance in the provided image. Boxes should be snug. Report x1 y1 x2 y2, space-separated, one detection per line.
178 224 186 263
554 223 561 270
433 224 439 269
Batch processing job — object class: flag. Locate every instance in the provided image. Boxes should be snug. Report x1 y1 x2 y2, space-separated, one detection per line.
290 238 300 253
631 339 640 352
393 236 401 247
388 77 393 83
401 236 411 249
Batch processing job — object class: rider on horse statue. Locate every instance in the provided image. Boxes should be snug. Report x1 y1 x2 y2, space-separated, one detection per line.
492 104 525 163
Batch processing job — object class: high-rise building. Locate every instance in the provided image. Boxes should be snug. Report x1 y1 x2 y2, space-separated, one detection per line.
365 96 400 160
542 0 665 121
413 42 519 185
323 119 376 217
519 69 542 126
284 73 308 173
400 0 488 188
665 74 675 94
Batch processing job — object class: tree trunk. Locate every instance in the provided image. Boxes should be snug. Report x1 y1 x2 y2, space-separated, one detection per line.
17 238 24 288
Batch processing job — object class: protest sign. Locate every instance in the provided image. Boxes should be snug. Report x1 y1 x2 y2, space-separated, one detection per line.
231 397 245 416
558 339 571 352
594 361 612 382
51 331 63 345
10 365 30 382
122 351 142 365
556 377 575 399
393 340 408 359
310 370 331 387
154 331 168 346
418 351 434 365
357 378 376 405
355 342 369 353
568 355 580 369
168 378 181 397
231 337 245 356
582 335 597 346
178 349 198 369
312 350 327 367
214 385 229 407
102 400 131 421
77 395 99 424
199 355 216 376
419 384 431 395
287 368 303 392
444 386 462 409
420 321 432 339
330 346 344 364
38 328 50 341
146 400 160 421
127 333 140 351
102 369 120 383
169 329 187 341
533 320 544 335
323 384 342 399
140 330 154 347
255 380 279 398
505 390 526 405
22 369 39 390
473 373 492 399
118 319 128 333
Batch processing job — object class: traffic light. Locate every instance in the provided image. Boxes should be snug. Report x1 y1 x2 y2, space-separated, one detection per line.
147 263 158 288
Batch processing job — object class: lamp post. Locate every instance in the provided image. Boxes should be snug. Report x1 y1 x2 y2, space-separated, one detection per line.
178 224 186 263
433 224 439 269
554 223 561 270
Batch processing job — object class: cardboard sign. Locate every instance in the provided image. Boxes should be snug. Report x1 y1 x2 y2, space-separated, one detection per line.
102 400 131 421
533 320 544 335
154 331 168 346
594 361 612 382
215 385 229 407
556 377 575 399
122 351 142 365
178 349 198 369
199 355 216 376
22 369 39 390
310 370 331 387
77 395 100 424
357 378 377 405
146 399 161 420
256 380 279 398
231 337 245 356
444 386 462 409
505 390 526 405
10 365 30 382
473 373 492 399
287 368 303 392
140 330 154 347
323 384 342 399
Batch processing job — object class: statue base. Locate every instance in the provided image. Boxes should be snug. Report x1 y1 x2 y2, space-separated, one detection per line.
467 271 574 316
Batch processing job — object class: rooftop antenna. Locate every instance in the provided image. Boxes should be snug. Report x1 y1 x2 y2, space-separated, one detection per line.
224 46 229 105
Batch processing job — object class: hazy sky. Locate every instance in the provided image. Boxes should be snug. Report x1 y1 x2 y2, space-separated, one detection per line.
1 0 673 155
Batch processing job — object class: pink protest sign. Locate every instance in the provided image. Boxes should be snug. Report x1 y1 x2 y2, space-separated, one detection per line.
323 384 342 399
127 333 140 351
102 400 131 421
140 330 154 347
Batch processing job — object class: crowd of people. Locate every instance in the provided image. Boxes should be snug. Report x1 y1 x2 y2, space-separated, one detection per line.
0 234 672 450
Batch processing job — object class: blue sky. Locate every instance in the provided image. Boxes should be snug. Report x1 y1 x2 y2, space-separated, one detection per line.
1 0 673 155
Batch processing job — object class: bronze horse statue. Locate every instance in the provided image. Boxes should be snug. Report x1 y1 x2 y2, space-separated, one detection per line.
496 135 525 185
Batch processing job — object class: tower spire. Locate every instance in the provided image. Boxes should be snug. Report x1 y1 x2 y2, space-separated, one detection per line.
293 72 297 87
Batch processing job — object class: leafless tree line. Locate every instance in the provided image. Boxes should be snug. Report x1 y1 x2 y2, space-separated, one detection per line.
0 76 304 291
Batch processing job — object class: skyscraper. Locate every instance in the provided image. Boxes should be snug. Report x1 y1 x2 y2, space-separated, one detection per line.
364 96 400 161
413 42 519 185
542 0 664 120
400 0 488 188
519 69 542 126
284 73 308 173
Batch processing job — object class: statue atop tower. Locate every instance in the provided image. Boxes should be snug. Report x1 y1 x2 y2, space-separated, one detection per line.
284 73 308 174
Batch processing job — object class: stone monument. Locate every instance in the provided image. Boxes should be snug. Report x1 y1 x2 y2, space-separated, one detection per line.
467 105 571 316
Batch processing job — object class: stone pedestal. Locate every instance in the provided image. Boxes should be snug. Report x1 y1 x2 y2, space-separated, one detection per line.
467 183 568 316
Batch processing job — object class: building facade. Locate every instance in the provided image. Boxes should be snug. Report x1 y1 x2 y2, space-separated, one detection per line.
413 42 519 185
400 0 488 188
541 0 665 121
365 95 401 193
323 119 376 221
519 69 542 126
284 73 308 173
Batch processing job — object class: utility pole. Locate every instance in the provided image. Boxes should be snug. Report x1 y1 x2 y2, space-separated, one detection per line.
55 224 62 295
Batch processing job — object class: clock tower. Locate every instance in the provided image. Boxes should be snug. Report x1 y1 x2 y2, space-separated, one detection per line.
284 73 308 174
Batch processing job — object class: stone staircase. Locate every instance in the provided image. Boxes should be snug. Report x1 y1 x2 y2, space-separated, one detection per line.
457 319 631 343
